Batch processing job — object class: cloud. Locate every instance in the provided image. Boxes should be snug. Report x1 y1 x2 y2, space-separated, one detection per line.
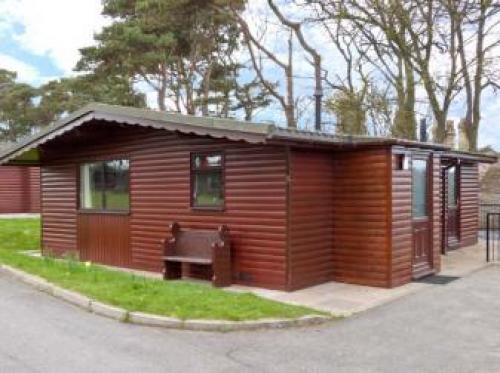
0 0 106 74
0 53 40 83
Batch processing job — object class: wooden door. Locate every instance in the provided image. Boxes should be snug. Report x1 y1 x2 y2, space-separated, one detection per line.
446 165 459 248
412 156 433 278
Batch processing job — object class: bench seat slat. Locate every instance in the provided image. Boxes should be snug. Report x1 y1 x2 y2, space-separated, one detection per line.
163 256 212 265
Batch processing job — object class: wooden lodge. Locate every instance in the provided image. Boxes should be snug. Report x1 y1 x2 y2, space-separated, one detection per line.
0 104 495 290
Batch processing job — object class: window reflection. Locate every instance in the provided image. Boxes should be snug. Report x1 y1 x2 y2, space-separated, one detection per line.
80 160 129 211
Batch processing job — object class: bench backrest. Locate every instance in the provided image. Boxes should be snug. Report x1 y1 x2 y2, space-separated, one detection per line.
170 222 228 259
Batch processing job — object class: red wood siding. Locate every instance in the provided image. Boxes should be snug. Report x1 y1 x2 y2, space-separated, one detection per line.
78 214 130 267
41 164 77 256
288 150 334 290
40 123 288 289
0 166 40 213
432 154 442 272
36 117 481 291
331 148 392 287
459 163 479 247
28 167 41 213
390 151 412 287
441 161 479 251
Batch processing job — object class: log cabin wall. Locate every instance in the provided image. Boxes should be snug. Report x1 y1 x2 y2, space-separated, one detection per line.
28 167 40 213
459 162 479 247
330 147 392 288
441 160 479 252
40 122 289 289
390 149 413 286
288 149 334 290
432 154 442 273
40 164 77 256
0 166 40 213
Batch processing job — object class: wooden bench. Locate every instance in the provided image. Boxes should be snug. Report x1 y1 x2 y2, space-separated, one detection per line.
161 222 231 287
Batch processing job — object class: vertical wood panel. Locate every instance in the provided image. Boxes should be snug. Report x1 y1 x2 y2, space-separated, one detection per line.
78 214 130 266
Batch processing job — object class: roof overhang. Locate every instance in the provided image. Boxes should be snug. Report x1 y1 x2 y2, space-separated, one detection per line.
0 104 272 165
1 103 493 166
440 150 497 164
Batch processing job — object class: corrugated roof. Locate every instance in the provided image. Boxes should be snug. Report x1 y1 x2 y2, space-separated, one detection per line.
0 103 495 164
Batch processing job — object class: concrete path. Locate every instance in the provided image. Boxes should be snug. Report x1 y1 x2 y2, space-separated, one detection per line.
230 242 489 315
0 213 40 219
2 265 500 372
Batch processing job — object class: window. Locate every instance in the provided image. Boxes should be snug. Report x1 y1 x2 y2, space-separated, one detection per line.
447 166 457 208
80 159 130 211
191 153 224 208
412 159 428 218
395 154 409 171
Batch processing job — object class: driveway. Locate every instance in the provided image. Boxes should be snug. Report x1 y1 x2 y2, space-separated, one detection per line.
2 266 500 373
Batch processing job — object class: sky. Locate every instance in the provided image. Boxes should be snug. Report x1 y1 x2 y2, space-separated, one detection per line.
0 0 499 150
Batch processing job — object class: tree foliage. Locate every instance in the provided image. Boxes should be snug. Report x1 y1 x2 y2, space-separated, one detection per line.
0 69 145 142
327 89 367 136
77 0 247 116
3 0 499 149
0 69 38 141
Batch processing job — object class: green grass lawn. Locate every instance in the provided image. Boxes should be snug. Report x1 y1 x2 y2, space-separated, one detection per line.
0 218 324 321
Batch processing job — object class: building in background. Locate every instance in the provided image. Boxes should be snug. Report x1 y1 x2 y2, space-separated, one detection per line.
0 166 40 214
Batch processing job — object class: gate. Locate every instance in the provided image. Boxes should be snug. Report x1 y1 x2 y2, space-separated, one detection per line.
480 204 500 229
486 213 500 262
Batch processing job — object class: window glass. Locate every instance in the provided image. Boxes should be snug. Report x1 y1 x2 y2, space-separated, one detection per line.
191 153 224 208
80 162 104 210
80 159 129 211
104 160 130 210
412 159 428 218
447 166 457 208
193 154 222 169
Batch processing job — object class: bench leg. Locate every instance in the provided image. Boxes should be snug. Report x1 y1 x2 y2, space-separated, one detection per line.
163 261 182 280
212 263 232 287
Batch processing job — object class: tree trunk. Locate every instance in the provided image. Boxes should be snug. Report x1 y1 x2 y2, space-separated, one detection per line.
433 111 447 143
201 65 213 116
157 78 167 111
392 59 416 140
244 107 252 121
285 35 296 128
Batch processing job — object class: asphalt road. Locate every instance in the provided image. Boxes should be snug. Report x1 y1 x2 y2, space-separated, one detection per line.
2 266 500 373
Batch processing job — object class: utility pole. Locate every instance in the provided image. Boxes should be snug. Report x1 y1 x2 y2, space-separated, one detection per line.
420 118 428 142
314 87 323 132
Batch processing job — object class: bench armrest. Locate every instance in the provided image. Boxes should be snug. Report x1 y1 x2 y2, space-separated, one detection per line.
211 241 230 261
161 237 176 256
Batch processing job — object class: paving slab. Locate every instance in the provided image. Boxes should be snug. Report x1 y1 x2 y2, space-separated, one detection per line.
229 241 490 315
